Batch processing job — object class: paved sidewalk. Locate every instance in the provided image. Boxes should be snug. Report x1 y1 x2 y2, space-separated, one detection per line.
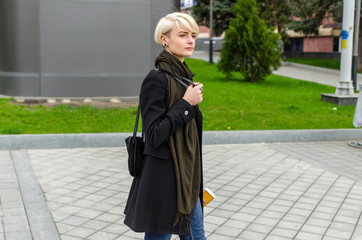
1 142 362 240
273 62 362 88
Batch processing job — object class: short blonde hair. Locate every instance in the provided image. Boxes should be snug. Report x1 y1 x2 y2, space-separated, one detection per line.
154 12 200 44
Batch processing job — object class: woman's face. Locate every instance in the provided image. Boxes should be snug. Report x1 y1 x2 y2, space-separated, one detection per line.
162 25 197 62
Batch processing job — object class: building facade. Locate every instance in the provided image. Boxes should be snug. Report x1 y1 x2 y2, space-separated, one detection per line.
284 16 342 58
0 0 178 97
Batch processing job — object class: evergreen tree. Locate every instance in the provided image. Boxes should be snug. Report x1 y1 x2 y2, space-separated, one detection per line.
192 0 291 42
288 0 341 35
192 0 236 36
218 0 282 82
256 0 291 43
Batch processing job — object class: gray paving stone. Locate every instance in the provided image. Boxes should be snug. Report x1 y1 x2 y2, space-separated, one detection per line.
276 220 303 231
269 227 298 238
295 231 323 240
81 220 110 231
64 227 96 239
107 206 124 215
102 223 128 235
208 233 236 240
82 194 109 202
288 208 313 217
325 228 354 239
214 224 244 237
53 194 81 204
306 218 333 228
351 228 362 240
31 222 61 240
91 202 117 212
115 235 143 240
300 224 328 235
265 235 290 240
238 230 268 239
246 223 274 234
2 207 26 217
75 209 103 219
0 193 22 202
252 216 280 227
60 235 82 240
4 222 29 232
322 237 347 240
56 222 76 234
1 200 24 210
5 231 32 240
71 199 95 208
209 209 234 218
87 230 119 240
329 221 356 232
334 215 359 224
231 212 258 222
56 205 82 215
51 212 70 222
216 201 241 211
204 222 219 234
61 215 89 227
205 215 229 225
259 210 286 220
310 211 336 221
282 213 309 223
267 204 290 213
95 212 122 223
222 219 249 229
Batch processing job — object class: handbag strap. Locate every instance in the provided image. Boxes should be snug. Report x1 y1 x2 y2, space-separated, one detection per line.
155 68 195 88
132 105 140 140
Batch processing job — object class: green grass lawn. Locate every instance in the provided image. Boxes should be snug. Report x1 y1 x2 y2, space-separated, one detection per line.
0 102 139 134
0 58 356 134
191 58 355 130
286 57 340 70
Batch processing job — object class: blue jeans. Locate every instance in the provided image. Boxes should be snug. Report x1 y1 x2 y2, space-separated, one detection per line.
144 199 206 240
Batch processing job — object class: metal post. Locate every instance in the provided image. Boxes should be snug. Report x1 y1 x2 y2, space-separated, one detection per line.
352 0 361 91
38 0 42 96
209 0 213 64
336 0 355 95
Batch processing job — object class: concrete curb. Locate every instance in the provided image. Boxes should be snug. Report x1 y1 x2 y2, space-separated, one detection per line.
1 129 362 150
0 94 139 103
11 150 60 240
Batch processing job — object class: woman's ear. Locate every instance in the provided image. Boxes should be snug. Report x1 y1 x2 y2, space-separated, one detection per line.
161 34 167 47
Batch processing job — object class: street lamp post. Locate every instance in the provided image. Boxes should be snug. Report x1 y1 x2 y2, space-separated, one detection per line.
352 0 361 91
209 0 213 64
335 0 355 96
321 0 359 105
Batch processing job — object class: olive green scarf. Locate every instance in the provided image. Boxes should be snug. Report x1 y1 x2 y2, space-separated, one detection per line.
155 51 201 228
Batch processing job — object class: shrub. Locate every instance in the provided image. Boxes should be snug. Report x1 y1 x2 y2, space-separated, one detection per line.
218 0 282 82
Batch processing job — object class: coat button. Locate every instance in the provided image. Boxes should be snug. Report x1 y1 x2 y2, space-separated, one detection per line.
184 110 189 116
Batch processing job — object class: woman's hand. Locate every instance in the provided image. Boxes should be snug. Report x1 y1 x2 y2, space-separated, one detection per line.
182 82 203 106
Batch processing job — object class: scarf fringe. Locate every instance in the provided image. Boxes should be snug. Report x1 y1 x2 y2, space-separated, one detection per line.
173 211 191 233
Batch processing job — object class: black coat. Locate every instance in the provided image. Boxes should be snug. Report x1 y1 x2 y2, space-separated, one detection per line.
124 69 204 235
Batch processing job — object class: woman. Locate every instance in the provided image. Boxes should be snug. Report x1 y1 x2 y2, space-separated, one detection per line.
124 12 206 240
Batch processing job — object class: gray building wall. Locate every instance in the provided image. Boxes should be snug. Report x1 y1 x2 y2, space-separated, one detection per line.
0 0 179 97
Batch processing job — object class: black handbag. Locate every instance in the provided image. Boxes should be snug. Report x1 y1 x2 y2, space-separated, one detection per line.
125 105 144 177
